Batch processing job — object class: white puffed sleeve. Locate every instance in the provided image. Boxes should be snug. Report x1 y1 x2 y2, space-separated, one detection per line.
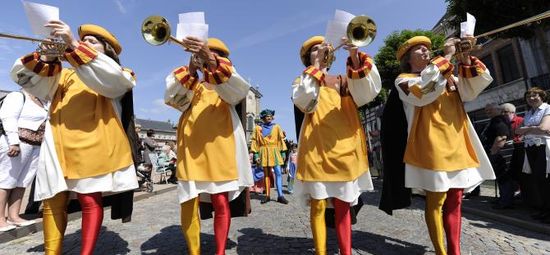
10 55 61 101
66 45 135 99
164 71 195 113
456 57 494 102
292 73 321 113
213 67 250 106
395 64 448 107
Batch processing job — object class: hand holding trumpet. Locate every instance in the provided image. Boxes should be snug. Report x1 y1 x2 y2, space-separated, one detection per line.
180 36 217 72
443 36 476 65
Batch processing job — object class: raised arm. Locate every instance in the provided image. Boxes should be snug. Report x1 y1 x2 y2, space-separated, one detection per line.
395 56 450 107
165 66 198 113
292 67 322 113
65 43 135 98
205 57 250 105
346 52 382 107
456 56 494 102
10 53 61 100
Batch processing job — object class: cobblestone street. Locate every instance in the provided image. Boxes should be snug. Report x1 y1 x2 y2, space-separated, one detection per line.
1 184 550 254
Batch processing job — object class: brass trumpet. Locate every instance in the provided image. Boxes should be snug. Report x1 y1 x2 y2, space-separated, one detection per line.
141 15 185 47
324 15 377 65
141 15 204 66
0 32 67 57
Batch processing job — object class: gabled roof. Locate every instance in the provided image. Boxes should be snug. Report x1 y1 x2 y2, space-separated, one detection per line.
136 118 175 132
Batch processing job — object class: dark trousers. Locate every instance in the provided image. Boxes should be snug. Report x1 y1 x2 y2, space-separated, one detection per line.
525 145 550 211
497 178 514 206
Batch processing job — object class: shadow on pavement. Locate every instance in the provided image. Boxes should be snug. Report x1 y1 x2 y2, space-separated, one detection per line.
26 226 130 254
140 225 237 254
352 230 428 255
237 227 319 254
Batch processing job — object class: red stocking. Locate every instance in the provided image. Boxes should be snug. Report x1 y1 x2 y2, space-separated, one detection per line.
211 192 231 255
443 188 463 255
77 192 104 255
333 198 352 255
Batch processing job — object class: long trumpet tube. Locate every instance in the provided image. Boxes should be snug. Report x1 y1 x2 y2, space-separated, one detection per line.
0 32 67 57
475 10 550 39
436 10 550 55
0 32 52 44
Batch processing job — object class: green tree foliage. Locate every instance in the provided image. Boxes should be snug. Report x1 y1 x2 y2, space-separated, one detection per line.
445 0 549 39
374 30 445 91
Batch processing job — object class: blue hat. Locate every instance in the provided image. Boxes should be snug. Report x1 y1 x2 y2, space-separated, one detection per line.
260 109 275 119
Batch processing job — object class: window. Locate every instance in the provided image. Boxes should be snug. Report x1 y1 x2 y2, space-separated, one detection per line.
481 56 496 89
497 44 521 83
247 116 254 131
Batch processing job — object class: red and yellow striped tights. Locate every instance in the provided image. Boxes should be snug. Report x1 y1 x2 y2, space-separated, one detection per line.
310 198 352 255
42 191 104 255
425 188 463 255
180 192 231 255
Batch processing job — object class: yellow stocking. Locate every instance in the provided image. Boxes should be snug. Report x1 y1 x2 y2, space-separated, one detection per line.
425 191 447 255
310 199 327 255
264 167 271 198
42 192 69 255
180 197 201 255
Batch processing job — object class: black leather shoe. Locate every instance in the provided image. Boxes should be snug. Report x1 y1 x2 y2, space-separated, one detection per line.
261 197 271 204
277 196 289 204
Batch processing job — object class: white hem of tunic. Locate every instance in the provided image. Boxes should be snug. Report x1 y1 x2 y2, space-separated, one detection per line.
34 121 138 201
293 171 373 207
177 180 246 204
404 121 495 194
176 104 253 204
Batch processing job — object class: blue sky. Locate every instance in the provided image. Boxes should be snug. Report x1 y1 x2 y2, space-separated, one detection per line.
0 0 447 140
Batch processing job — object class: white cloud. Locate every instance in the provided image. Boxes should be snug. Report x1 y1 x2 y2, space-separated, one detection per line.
114 0 127 14
232 11 328 51
138 98 171 114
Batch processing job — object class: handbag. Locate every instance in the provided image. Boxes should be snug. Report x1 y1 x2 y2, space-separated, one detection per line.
18 94 47 146
19 121 45 146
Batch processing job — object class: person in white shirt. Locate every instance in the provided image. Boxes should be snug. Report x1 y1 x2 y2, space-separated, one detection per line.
0 90 48 232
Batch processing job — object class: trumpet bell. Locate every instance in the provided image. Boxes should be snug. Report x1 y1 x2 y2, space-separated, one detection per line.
141 16 171 46
347 15 376 47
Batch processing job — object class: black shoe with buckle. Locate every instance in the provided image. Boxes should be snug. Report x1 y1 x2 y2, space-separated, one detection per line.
277 196 288 204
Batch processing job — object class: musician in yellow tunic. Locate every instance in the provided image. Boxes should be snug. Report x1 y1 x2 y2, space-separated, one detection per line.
292 35 381 255
250 109 289 204
394 36 495 255
10 21 138 255
164 36 253 255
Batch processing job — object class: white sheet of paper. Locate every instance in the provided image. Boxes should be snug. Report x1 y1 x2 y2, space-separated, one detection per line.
333 9 355 24
460 12 476 37
178 12 205 24
22 1 59 37
325 20 348 47
176 23 208 41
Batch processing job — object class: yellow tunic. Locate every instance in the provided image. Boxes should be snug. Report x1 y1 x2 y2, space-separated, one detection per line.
401 75 480 171
176 83 238 182
250 124 287 167
49 69 133 179
297 86 368 182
